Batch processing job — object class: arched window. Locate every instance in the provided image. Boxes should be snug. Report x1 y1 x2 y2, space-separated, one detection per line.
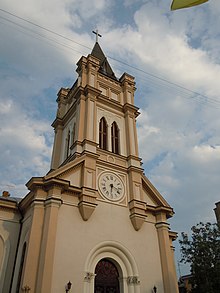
16 242 27 293
111 122 119 154
99 117 107 150
65 130 70 158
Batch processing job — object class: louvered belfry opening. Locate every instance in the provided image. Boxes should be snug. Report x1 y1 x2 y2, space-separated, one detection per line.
111 122 119 154
99 117 107 150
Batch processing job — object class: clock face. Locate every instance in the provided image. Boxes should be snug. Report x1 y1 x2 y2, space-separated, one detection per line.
99 172 124 201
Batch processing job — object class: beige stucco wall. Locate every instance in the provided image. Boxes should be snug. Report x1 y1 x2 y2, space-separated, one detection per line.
10 208 32 293
51 200 164 293
0 206 21 293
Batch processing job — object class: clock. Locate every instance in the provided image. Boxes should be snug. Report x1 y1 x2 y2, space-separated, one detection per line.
98 172 124 201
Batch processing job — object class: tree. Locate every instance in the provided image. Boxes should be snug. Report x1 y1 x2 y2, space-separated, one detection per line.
179 222 220 293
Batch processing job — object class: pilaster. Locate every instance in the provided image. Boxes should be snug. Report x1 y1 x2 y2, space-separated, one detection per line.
77 93 86 142
155 212 178 293
51 124 63 169
50 87 69 170
84 85 100 142
120 72 136 105
35 187 62 293
20 190 46 292
123 104 140 158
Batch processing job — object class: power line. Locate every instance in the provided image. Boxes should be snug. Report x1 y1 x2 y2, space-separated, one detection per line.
111 56 220 106
0 7 220 108
0 15 88 56
0 8 91 51
110 58 220 109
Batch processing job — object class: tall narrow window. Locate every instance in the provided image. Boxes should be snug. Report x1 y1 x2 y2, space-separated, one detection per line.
71 123 76 145
111 122 119 154
16 242 27 293
65 130 70 158
99 117 107 150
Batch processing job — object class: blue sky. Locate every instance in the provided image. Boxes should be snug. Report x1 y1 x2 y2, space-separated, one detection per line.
0 0 220 276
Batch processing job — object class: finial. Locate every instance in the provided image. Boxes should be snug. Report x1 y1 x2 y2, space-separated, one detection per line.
2 191 10 197
92 29 102 43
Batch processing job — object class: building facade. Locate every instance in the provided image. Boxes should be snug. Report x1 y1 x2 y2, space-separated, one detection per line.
0 41 178 293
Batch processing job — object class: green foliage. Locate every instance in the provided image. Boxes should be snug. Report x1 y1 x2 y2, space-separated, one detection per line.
179 222 220 293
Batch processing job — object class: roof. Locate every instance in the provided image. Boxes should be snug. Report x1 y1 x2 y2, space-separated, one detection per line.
0 195 21 203
91 42 117 80
0 195 21 212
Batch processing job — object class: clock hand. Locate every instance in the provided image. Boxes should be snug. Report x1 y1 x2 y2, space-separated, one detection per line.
110 183 113 196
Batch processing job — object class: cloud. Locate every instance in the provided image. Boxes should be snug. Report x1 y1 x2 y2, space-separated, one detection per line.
191 145 220 164
0 99 52 196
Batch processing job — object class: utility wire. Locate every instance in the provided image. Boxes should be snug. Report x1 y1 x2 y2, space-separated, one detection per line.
0 7 220 108
0 8 91 51
0 15 87 56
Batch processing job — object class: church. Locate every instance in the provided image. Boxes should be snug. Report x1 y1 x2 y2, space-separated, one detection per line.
0 37 179 293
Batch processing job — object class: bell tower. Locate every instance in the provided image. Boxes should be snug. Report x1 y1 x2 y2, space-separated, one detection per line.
50 40 149 230
51 41 139 165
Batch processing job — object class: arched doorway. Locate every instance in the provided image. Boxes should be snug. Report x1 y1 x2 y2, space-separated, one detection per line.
94 258 120 293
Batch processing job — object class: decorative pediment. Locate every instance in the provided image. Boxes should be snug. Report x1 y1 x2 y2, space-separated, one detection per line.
141 175 171 207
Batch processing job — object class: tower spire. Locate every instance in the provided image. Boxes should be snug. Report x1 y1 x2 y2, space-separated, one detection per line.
92 29 102 43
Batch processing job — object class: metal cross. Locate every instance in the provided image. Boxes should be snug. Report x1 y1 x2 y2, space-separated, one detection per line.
92 29 102 43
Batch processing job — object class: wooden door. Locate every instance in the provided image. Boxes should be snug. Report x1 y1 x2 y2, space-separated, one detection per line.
94 259 120 293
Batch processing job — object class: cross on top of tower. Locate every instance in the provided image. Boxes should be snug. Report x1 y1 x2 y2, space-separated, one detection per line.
92 29 102 43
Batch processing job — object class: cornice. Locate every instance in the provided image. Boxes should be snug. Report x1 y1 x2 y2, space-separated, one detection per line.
84 84 102 97
44 197 63 207
0 199 19 212
127 164 144 174
97 149 128 172
81 150 100 160
97 148 127 160
26 177 44 190
123 103 140 117
18 177 81 213
45 155 86 179
76 55 87 67
119 72 135 83
97 95 124 112
51 117 63 128
169 230 178 241
154 206 174 219
56 162 83 179
97 72 121 87
26 176 81 195
81 139 99 148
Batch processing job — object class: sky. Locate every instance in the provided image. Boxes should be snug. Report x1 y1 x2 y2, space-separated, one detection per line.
0 0 220 276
